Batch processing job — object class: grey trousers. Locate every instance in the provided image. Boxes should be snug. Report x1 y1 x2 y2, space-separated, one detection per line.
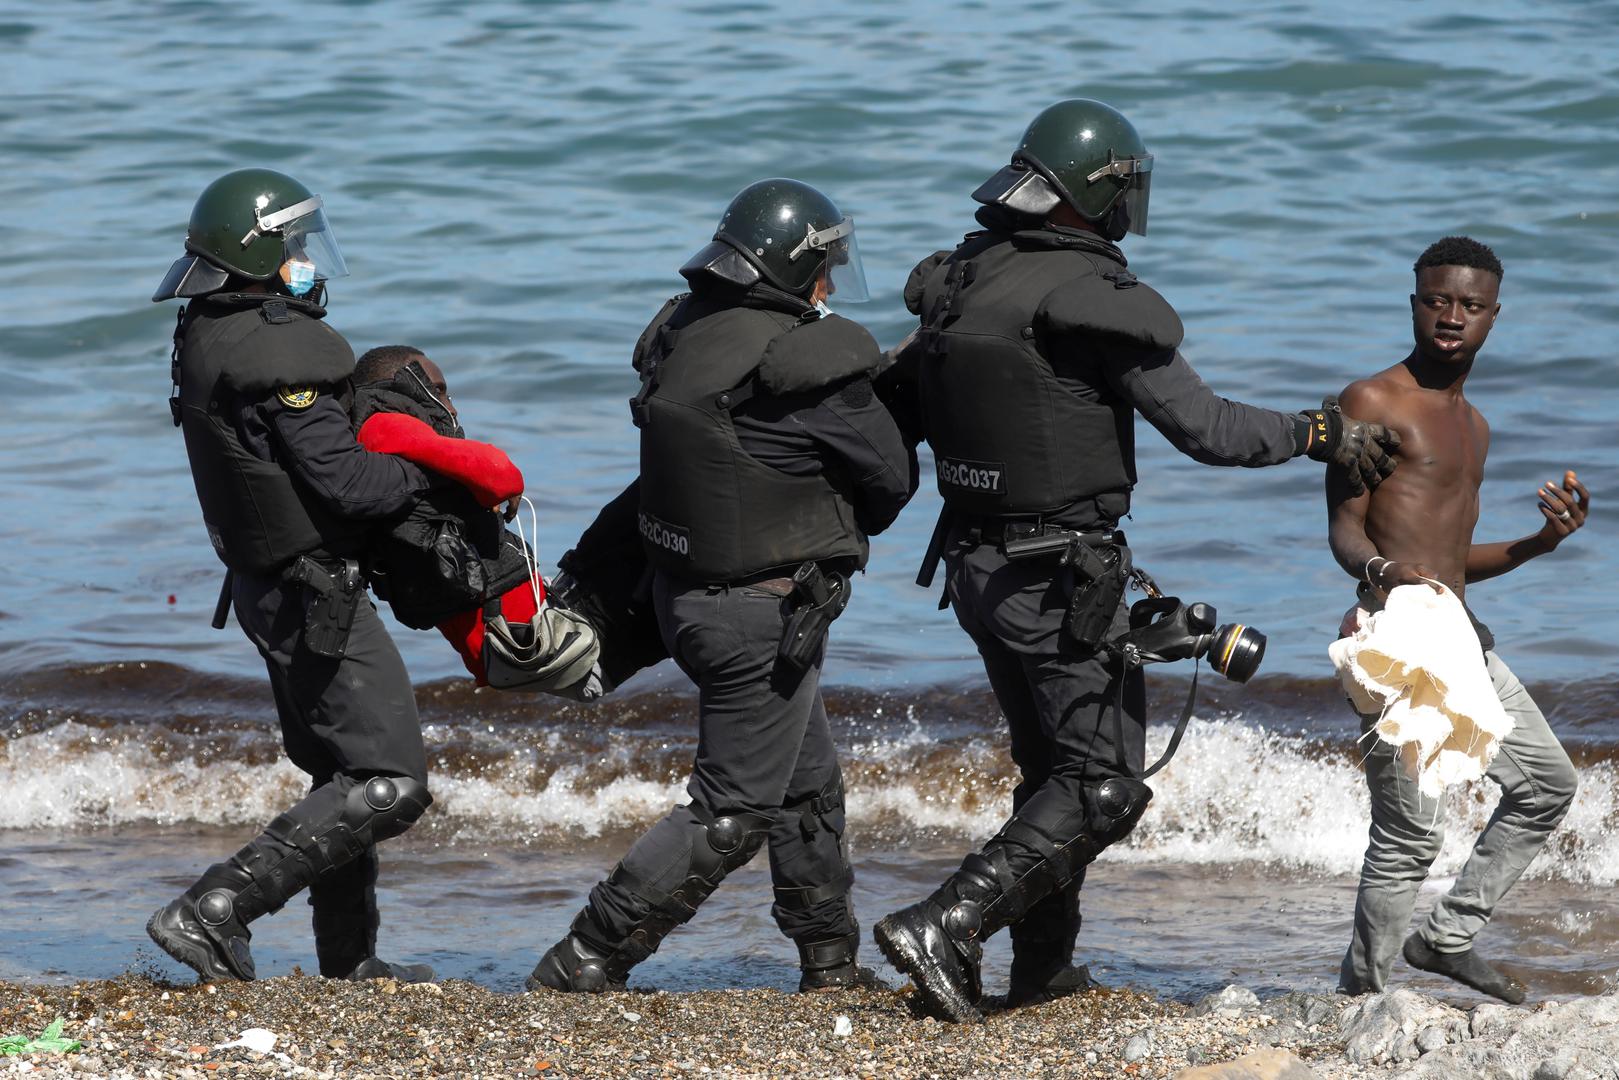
581 571 854 949
1339 651 1578 993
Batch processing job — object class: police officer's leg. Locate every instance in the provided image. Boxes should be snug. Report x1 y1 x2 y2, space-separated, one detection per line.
770 688 882 991
1003 638 1142 1001
285 599 434 982
531 577 800 992
878 554 1144 1021
952 591 1093 1004
985 642 1091 1005
148 574 432 982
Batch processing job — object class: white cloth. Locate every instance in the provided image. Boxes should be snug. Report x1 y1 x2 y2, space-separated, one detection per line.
1329 583 1515 798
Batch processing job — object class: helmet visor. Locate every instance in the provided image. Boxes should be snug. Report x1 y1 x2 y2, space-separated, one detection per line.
282 205 349 280
1122 168 1151 236
825 225 869 303
789 217 870 303
1087 153 1152 237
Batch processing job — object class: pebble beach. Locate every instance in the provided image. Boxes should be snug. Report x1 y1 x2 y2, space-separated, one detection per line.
7 973 1618 1078
0 974 1359 1079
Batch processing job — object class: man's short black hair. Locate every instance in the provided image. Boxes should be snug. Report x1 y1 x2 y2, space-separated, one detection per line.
354 345 424 387
1414 236 1503 280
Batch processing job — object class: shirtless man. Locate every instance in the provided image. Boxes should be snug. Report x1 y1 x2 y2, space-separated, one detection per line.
1328 236 1587 1003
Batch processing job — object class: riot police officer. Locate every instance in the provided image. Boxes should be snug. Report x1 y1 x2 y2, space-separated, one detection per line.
148 169 435 983
872 100 1401 1021
530 179 916 993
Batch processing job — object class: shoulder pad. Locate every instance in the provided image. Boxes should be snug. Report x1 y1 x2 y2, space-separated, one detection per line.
1039 270 1184 351
903 250 952 315
632 295 687 373
757 313 881 395
222 312 356 396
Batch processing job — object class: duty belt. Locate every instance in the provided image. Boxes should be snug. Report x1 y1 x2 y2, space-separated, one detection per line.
969 518 1125 549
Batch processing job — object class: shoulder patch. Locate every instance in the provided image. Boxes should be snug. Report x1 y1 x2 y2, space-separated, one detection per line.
277 385 319 409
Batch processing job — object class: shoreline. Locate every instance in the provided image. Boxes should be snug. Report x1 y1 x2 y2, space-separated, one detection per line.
4 972 1616 1077
0 973 1351 1079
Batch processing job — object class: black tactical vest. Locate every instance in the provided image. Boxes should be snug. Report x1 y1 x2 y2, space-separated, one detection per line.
910 225 1182 520
631 291 878 582
171 294 364 575
350 365 533 630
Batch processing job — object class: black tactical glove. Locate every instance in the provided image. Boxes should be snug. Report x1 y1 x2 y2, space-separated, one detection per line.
1299 395 1401 496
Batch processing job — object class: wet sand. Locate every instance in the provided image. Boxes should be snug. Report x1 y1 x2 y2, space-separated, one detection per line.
0 974 1384 1079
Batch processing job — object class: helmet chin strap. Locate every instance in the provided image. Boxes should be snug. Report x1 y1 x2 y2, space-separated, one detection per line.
1100 200 1131 243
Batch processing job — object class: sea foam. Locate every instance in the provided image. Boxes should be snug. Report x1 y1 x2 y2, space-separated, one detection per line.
2 712 1614 884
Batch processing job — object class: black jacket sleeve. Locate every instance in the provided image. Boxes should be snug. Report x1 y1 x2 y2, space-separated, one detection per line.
732 375 918 538
872 331 927 449
810 375 919 537
1103 345 1301 467
254 392 430 517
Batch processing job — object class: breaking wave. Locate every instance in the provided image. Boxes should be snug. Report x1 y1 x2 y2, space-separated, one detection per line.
3 662 1616 884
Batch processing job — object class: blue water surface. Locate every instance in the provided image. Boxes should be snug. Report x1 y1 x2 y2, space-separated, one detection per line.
1 0 1615 687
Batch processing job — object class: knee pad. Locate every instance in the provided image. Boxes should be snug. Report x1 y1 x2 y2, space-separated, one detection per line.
341 775 432 844
1084 776 1152 845
698 810 772 873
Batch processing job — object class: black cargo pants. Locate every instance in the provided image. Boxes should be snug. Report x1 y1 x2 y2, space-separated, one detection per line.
232 571 428 965
582 569 854 949
942 529 1146 952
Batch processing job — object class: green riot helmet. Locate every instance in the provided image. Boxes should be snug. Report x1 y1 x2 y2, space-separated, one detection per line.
972 99 1154 241
679 178 870 302
152 168 349 301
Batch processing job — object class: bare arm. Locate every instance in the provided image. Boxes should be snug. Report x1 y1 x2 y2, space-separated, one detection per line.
1325 380 1434 593
1466 470 1590 582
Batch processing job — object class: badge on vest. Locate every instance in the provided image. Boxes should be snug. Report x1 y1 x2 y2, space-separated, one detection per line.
638 510 691 559
277 385 319 410
936 455 1008 495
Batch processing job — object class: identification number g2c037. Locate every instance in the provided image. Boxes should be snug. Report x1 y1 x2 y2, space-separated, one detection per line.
936 456 1007 495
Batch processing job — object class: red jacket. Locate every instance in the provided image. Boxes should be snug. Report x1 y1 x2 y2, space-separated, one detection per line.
357 412 539 683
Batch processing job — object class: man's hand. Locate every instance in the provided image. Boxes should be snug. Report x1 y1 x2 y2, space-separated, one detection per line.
1302 395 1403 496
503 496 521 522
1535 470 1590 549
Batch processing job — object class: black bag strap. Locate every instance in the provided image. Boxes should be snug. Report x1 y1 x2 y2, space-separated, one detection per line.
1112 655 1200 780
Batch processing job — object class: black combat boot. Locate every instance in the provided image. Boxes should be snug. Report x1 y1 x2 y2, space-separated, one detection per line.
149 776 431 983
878 779 1151 1022
873 855 1002 1022
529 809 774 993
796 933 890 992
147 859 263 982
527 932 629 993
309 848 434 983
1006 879 1099 1006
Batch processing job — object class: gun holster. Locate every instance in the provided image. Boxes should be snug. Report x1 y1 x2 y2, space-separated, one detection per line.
1064 543 1130 650
776 562 850 674
285 556 364 660
1001 527 1130 651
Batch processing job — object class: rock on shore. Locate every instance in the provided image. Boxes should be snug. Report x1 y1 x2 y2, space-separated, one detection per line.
0 975 1613 1079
